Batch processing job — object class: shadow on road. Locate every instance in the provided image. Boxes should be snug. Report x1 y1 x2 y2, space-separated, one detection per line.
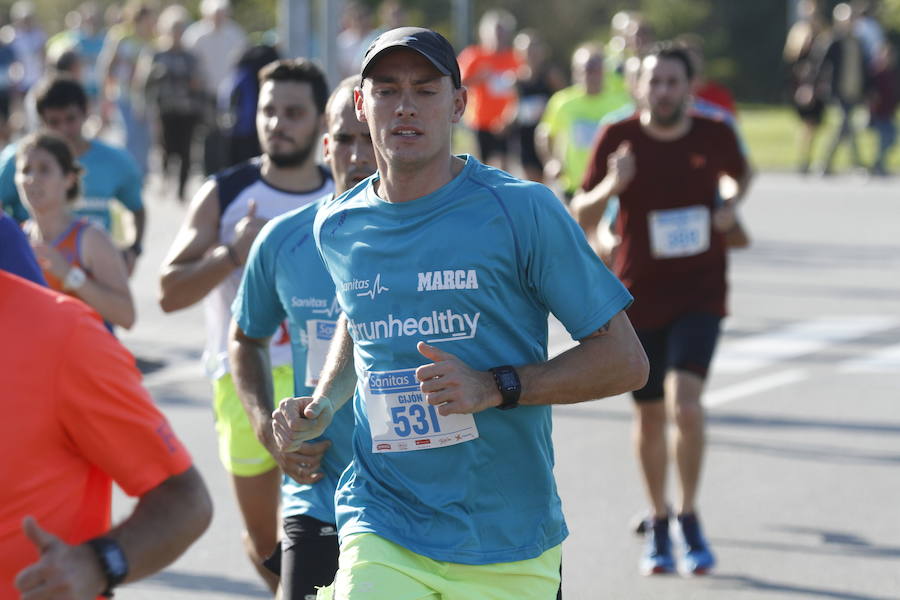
708 572 896 600
137 569 269 597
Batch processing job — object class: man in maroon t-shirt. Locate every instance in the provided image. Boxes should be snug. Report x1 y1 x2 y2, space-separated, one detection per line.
572 43 750 577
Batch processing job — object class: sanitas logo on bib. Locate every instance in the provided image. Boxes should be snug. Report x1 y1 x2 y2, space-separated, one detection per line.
417 269 479 292
342 274 389 300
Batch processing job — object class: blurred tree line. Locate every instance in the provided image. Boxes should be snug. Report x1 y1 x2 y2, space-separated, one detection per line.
3 0 896 103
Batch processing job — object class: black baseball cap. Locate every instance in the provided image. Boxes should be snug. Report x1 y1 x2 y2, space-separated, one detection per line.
360 27 461 89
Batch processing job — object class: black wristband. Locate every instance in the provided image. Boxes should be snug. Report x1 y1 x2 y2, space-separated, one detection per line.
85 537 128 597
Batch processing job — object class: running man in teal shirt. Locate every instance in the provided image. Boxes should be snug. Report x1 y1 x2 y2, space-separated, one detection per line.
230 77 375 599
272 28 649 600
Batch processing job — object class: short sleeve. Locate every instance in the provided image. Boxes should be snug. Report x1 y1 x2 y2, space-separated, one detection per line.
114 151 144 211
580 123 618 193
0 213 46 285
714 122 748 180
232 219 288 339
539 92 563 135
57 312 192 497
0 145 26 222
522 187 632 340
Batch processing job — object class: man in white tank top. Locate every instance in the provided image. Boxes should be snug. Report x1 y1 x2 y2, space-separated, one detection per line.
158 58 334 592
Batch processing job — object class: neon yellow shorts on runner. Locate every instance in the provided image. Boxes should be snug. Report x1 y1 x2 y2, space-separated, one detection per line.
316 533 562 600
213 364 294 477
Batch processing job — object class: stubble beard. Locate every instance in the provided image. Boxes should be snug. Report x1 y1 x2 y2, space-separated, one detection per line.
266 136 317 168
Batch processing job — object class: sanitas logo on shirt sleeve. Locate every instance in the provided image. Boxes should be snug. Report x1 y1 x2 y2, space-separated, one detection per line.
417 269 479 292
348 309 480 343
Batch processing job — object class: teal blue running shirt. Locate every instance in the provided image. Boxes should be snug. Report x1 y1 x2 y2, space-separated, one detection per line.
313 156 633 564
233 197 354 523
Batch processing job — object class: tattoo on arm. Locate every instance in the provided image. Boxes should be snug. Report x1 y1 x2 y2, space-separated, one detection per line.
581 321 611 341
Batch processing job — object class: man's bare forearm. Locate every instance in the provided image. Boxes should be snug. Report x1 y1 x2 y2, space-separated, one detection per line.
570 175 617 235
518 312 648 406
313 313 357 409
106 467 212 583
159 246 236 312
229 322 275 449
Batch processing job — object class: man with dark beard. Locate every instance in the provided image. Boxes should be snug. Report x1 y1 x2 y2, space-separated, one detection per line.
158 58 333 592
572 43 750 577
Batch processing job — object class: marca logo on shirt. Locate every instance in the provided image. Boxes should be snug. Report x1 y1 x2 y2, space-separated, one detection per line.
689 153 707 169
342 274 390 300
348 309 480 344
417 269 479 292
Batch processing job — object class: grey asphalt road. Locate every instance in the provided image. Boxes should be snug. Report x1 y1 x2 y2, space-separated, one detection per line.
111 172 900 600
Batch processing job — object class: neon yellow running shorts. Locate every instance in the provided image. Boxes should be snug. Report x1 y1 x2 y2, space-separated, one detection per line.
316 533 562 600
212 364 294 477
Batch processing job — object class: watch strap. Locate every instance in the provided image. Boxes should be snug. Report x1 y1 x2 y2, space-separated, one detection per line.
85 537 128 597
489 365 521 410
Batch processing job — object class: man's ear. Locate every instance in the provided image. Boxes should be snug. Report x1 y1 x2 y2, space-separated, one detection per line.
451 86 467 124
322 132 331 162
354 87 368 123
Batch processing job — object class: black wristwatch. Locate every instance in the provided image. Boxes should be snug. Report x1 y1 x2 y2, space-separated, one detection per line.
128 242 142 257
489 365 521 410
85 537 128 597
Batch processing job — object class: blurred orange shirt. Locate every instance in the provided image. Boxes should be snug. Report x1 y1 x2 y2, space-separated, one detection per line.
458 46 522 132
0 271 192 597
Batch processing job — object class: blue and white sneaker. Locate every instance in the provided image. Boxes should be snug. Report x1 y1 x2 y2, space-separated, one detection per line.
640 517 676 575
675 512 716 575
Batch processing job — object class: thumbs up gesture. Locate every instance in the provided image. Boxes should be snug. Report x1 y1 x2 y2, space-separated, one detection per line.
607 141 636 196
231 199 268 266
14 517 107 599
415 342 504 415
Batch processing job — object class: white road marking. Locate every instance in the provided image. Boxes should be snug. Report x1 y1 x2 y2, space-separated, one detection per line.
712 316 899 374
841 342 900 372
705 369 808 407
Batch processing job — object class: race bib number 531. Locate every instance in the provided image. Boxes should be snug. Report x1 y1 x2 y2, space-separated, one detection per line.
363 368 479 453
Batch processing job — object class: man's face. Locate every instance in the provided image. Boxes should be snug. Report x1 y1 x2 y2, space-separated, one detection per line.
40 105 86 146
639 56 691 127
323 93 375 194
573 50 604 90
257 79 323 168
356 49 465 171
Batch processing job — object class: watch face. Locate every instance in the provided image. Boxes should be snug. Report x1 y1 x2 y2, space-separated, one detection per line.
497 370 519 390
105 546 128 576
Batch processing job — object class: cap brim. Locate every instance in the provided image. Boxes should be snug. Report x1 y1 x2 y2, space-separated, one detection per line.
362 45 453 81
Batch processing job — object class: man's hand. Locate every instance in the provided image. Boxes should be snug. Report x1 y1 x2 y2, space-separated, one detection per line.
231 200 268 265
15 517 106 600
270 437 331 485
606 141 636 196
272 396 335 452
712 200 738 233
543 158 563 182
415 342 501 415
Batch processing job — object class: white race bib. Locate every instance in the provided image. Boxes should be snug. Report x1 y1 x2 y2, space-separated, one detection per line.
363 368 479 453
648 205 711 259
305 319 337 388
